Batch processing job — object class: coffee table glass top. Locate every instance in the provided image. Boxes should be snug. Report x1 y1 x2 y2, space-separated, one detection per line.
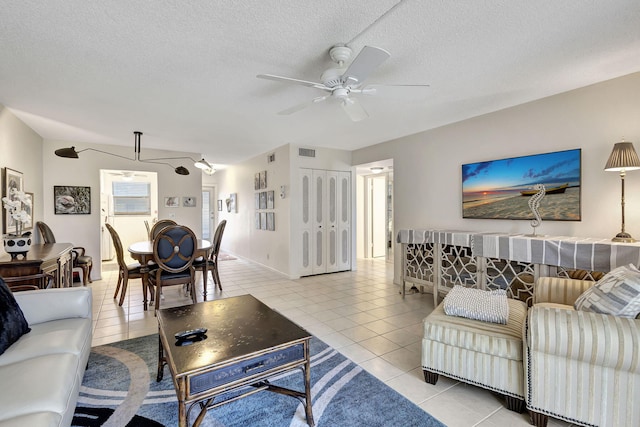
157 294 311 375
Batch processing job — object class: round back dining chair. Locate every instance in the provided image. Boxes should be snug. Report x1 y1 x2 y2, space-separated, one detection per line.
150 225 198 312
194 220 227 295
150 219 177 240
105 223 144 306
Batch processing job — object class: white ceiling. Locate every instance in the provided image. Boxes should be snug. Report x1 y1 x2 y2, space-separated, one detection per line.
2 1 640 168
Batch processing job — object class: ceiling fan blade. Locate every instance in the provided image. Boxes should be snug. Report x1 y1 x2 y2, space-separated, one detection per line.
341 97 368 122
360 83 431 98
257 74 329 91
342 46 390 87
278 95 329 115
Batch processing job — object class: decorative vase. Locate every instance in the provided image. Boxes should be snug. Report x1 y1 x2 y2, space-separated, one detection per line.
3 232 32 260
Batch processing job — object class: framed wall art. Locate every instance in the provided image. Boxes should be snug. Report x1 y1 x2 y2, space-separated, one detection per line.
462 148 581 221
267 190 275 209
3 167 24 234
183 196 196 207
260 171 267 189
54 185 91 214
164 196 180 208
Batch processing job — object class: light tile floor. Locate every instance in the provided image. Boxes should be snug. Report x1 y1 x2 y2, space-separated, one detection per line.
89 257 573 427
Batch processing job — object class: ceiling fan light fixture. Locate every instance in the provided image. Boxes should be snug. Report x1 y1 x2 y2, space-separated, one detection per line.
194 158 213 170
54 146 79 158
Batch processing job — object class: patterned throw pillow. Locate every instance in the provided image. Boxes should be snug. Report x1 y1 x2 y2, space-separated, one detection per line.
0 277 31 355
443 285 509 324
574 263 640 318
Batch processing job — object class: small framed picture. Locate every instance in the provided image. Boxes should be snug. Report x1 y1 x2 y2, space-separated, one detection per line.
260 212 267 230
254 173 260 190
183 196 196 207
217 199 222 211
267 190 275 209
54 185 91 215
165 196 180 208
255 192 260 210
259 192 267 209
260 171 267 189
255 212 261 229
266 212 275 231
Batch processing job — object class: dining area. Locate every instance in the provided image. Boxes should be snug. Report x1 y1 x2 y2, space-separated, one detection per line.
105 219 227 313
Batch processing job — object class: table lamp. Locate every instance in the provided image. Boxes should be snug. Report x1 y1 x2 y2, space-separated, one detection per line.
604 139 640 242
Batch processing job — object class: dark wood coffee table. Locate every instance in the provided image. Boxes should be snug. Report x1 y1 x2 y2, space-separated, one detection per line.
156 294 314 427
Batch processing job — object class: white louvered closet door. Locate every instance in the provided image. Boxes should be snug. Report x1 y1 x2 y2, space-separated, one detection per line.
336 171 351 271
299 169 312 276
300 168 351 276
312 170 327 274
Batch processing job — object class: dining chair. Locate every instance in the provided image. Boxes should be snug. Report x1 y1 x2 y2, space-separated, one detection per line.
105 223 144 306
149 225 198 313
36 221 93 285
144 220 151 240
194 220 227 295
2 272 55 291
150 219 177 240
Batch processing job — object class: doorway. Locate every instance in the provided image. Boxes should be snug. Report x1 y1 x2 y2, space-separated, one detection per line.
201 186 217 240
355 160 393 262
100 169 158 264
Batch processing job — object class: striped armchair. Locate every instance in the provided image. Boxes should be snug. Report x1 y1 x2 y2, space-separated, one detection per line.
525 277 640 427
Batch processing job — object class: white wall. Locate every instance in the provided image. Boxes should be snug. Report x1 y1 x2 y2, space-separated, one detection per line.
212 144 292 275
352 71 640 283
0 106 44 240
43 140 202 280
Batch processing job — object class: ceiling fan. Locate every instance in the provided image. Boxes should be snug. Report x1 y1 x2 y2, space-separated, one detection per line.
257 45 429 122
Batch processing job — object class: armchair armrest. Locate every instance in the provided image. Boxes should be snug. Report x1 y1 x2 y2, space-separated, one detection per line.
13 287 92 325
533 277 594 305
527 306 640 372
72 246 86 257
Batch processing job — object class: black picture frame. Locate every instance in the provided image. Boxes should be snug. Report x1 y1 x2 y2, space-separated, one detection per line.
54 185 91 214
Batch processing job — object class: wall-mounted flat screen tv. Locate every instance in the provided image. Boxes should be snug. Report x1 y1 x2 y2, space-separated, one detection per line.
462 148 581 221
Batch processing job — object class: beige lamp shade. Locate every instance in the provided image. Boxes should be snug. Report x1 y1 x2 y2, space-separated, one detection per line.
604 141 640 171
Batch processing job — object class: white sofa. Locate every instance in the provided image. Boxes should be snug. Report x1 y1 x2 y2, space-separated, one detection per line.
0 287 93 427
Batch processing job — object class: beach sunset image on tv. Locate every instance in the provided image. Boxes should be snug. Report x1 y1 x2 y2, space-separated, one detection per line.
462 149 581 221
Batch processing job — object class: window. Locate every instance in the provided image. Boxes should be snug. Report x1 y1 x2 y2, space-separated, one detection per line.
112 182 151 215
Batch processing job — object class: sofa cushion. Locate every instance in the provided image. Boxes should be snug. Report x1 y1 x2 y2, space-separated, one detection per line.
0 278 30 356
0 318 91 366
443 285 509 324
574 263 640 318
0 353 81 424
424 298 526 361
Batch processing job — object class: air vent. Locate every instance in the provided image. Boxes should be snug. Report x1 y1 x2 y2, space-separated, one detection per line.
267 153 275 163
299 148 316 157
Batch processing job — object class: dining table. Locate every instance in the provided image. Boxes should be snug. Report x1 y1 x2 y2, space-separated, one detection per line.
128 239 213 311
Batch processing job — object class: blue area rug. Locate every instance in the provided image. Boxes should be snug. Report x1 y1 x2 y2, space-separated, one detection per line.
73 334 445 427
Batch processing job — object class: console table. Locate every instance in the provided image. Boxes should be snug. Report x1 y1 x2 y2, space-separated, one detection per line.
397 229 640 306
0 243 74 288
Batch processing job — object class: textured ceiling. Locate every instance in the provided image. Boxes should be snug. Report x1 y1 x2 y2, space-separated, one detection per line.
2 1 640 167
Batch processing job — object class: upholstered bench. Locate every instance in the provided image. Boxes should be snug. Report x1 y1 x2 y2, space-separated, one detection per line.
422 296 527 412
